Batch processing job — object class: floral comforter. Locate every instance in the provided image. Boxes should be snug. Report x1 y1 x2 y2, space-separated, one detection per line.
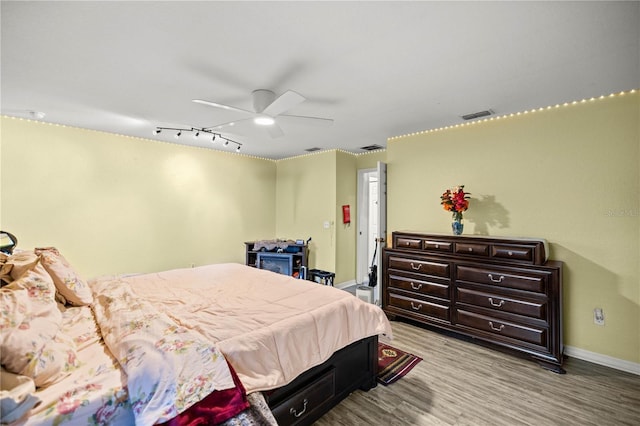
90 279 237 425
12 284 243 426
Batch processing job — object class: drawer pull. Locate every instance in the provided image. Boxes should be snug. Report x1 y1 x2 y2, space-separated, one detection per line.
410 282 423 290
410 262 422 271
468 248 473 252
488 274 505 283
410 302 423 311
405 241 410 246
435 244 439 249
508 251 513 256
489 321 505 332
488 298 505 307
290 398 308 418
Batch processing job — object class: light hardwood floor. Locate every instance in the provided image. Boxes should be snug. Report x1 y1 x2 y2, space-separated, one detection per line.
315 320 640 426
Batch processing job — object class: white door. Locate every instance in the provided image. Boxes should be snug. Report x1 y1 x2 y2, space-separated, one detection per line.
374 161 387 305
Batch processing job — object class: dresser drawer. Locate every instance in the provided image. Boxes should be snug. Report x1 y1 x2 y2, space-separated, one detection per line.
456 309 547 347
423 239 453 253
388 292 450 321
395 237 422 250
491 244 534 262
456 265 547 293
388 273 450 299
271 368 335 426
456 287 547 320
387 256 450 277
454 242 489 257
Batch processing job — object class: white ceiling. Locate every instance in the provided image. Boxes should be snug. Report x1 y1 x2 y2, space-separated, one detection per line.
2 1 639 160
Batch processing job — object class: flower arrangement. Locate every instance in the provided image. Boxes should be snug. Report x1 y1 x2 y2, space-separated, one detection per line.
440 185 471 222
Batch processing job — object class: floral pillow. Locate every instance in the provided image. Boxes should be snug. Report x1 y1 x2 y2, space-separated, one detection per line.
0 252 12 285
0 268 79 388
35 247 93 306
6 250 39 281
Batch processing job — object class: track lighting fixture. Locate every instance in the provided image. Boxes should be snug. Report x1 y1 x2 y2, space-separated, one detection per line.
153 126 243 152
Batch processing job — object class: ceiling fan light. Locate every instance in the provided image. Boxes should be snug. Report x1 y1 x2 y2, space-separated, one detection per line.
254 116 275 126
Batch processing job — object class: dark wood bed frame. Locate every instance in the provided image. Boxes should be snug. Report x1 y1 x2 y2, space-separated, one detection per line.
263 335 379 425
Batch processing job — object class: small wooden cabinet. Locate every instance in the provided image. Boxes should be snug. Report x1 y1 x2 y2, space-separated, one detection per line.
383 231 564 373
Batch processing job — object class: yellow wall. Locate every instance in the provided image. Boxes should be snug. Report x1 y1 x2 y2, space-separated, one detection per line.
387 92 640 364
335 151 357 283
356 150 386 170
275 151 336 272
0 118 276 277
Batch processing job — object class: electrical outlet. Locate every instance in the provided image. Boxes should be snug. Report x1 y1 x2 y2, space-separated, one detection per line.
594 308 605 326
190 263 196 268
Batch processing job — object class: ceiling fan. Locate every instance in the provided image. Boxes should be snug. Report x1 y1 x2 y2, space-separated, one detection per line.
193 89 333 138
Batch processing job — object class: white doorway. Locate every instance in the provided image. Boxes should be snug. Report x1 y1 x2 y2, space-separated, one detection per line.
356 162 387 305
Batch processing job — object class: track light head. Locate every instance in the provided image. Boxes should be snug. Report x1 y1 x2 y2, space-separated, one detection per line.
224 140 229 146
236 145 241 152
194 131 200 138
175 131 182 138
154 128 161 135
212 134 216 142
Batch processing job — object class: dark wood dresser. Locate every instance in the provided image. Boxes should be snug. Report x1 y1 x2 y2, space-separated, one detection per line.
382 231 564 373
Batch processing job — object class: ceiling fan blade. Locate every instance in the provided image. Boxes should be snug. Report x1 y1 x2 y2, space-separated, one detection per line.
279 114 334 127
262 90 306 116
193 99 255 116
203 117 253 131
266 122 285 138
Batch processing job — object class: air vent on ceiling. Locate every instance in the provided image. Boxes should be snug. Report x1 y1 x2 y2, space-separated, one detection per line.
305 147 322 152
461 109 493 120
359 144 384 151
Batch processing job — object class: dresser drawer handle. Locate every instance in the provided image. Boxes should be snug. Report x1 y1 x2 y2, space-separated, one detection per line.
410 302 423 311
290 398 308 418
488 297 505 307
489 321 505 332
435 244 439 249
508 251 513 256
410 282 423 290
488 274 505 283
410 262 422 271
468 247 473 252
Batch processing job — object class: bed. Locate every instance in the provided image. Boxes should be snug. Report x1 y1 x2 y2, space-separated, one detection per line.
0 246 392 425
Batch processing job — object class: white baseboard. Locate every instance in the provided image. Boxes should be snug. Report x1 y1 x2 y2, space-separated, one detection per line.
565 345 640 375
335 279 357 290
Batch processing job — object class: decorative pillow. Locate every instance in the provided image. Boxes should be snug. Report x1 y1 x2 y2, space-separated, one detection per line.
0 268 77 388
0 252 12 286
6 250 39 281
35 247 93 306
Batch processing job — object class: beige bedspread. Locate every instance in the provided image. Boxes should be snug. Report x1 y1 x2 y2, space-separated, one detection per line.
109 263 393 393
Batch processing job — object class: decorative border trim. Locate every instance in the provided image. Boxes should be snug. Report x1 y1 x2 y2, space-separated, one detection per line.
565 345 640 376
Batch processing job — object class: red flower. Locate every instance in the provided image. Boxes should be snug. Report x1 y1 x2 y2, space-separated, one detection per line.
440 185 471 214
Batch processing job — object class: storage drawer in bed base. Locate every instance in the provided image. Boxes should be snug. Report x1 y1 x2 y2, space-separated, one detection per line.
264 335 379 426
